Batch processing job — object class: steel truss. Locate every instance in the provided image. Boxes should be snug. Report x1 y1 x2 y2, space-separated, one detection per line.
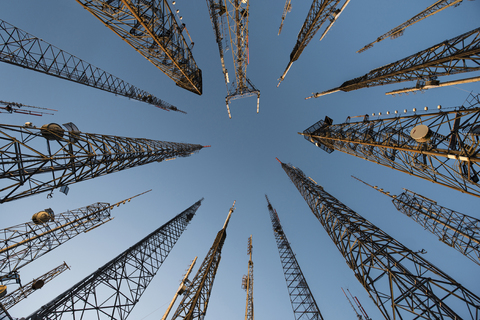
302 94 480 198
242 235 254 320
0 192 147 279
265 195 324 320
0 19 182 113
170 202 235 320
277 0 350 86
354 176 480 267
279 160 480 319
357 0 463 53
76 0 202 95
0 262 69 310
0 123 206 203
310 27 480 98
26 199 203 320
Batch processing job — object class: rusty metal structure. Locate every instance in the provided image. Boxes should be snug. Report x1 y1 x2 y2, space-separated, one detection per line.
353 175 480 266
301 94 480 198
0 19 182 113
170 201 236 320
278 159 480 319
0 122 207 203
308 27 480 98
76 0 202 95
278 0 292 35
26 199 203 320
242 235 254 320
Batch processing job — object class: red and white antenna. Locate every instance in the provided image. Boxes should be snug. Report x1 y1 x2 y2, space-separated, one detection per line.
348 288 371 320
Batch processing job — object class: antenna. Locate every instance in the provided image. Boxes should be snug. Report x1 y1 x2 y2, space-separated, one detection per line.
348 288 371 320
342 287 362 319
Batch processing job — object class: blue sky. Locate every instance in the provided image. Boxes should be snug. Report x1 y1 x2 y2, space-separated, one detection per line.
1 1 479 319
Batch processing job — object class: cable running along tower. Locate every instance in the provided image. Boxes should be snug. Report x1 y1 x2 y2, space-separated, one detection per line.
0 122 208 203
205 0 260 118
301 94 480 198
265 195 324 320
277 0 351 87
353 176 480 266
26 198 203 320
308 27 480 98
278 159 480 319
242 235 254 320
0 191 149 283
0 19 183 113
76 0 202 95
170 201 236 320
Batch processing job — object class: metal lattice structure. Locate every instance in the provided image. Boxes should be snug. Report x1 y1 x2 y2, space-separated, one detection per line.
309 27 480 98
242 235 254 320
0 123 207 203
301 94 480 198
266 195 324 320
26 198 203 320
76 0 202 95
0 19 183 113
278 0 292 35
277 0 351 86
0 100 57 117
205 0 260 118
279 159 480 319
0 192 148 280
170 201 236 320
0 262 69 310
353 176 480 266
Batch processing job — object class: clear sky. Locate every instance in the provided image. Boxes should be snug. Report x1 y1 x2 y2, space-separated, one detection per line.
1 1 480 319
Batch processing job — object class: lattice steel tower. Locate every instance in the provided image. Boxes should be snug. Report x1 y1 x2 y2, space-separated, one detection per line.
241 235 254 320
278 159 480 319
205 0 260 118
170 201 236 320
308 27 480 98
353 175 480 266
301 94 480 198
0 122 208 203
25 198 203 320
0 191 148 285
277 0 351 87
76 0 202 95
0 19 182 113
265 195 324 320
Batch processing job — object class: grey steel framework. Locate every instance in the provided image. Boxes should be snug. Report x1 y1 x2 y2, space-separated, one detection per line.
0 262 69 310
357 0 463 53
279 159 480 319
277 0 351 86
353 176 480 266
0 192 148 281
76 0 202 95
170 201 236 320
0 19 183 113
205 0 260 118
309 27 480 98
301 94 480 198
242 235 254 320
0 123 206 203
0 304 13 320
26 198 203 320
265 195 324 320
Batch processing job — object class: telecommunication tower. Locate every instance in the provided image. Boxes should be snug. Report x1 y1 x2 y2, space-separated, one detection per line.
0 122 208 203
205 0 260 118
241 235 254 320
301 94 480 198
357 0 464 53
170 201 236 320
25 198 203 320
0 100 57 117
278 158 480 319
76 0 202 95
0 262 69 311
353 176 480 266
0 19 183 113
307 27 480 98
265 195 324 320
277 0 351 87
0 191 149 283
